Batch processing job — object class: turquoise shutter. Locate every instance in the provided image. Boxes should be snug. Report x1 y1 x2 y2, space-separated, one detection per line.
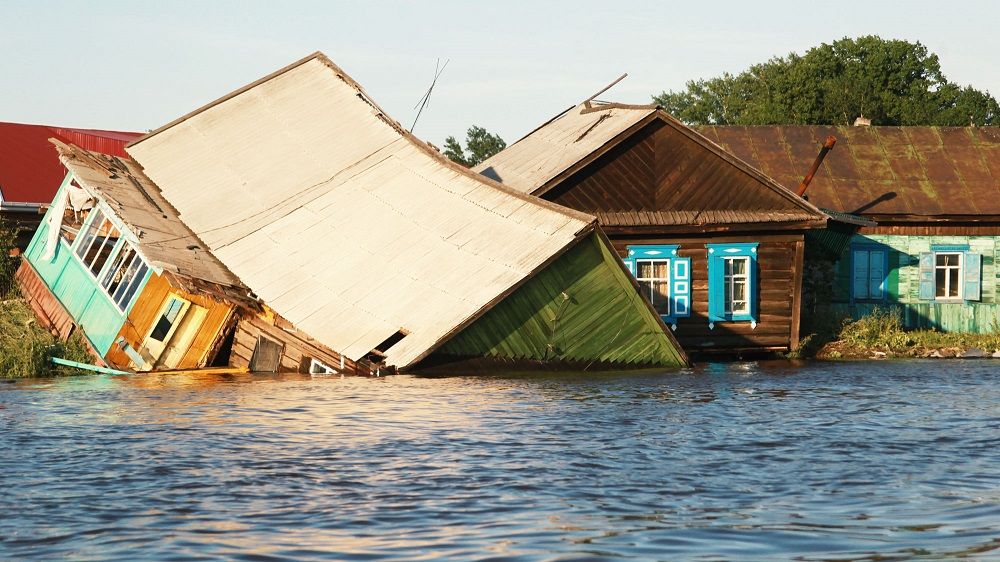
749 256 759 323
672 257 691 317
852 250 869 299
964 252 982 301
707 252 725 322
869 250 885 300
623 256 635 277
918 252 935 300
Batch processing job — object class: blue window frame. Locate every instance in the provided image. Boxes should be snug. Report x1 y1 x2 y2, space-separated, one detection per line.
707 243 758 328
850 244 888 302
623 245 691 328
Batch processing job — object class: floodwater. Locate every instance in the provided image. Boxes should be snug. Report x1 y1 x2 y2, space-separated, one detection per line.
1 361 999 561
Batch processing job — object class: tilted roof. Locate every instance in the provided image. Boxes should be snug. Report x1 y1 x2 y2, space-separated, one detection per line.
126 52 598 369
52 140 244 291
0 122 141 205
476 102 658 194
699 125 1000 220
476 102 827 228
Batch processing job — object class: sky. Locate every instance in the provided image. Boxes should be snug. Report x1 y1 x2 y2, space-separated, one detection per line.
3 0 999 148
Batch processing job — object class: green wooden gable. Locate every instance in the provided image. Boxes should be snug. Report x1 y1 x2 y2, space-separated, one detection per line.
433 232 687 368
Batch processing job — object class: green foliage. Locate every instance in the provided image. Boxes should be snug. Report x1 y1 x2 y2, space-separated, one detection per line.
839 307 911 349
0 216 18 298
443 125 507 167
654 36 1000 126
0 300 94 378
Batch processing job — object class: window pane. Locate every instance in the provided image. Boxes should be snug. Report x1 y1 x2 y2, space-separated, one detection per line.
730 258 746 275
637 261 653 279
936 268 947 297
949 268 959 298
81 219 120 277
74 209 104 260
651 281 669 315
652 262 668 278
733 279 746 302
117 261 148 309
102 247 135 293
150 299 184 342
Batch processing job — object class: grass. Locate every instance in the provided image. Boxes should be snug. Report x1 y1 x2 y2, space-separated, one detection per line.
0 298 95 378
816 306 1000 359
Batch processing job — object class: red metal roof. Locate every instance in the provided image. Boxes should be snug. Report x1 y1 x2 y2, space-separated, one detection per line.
0 122 142 205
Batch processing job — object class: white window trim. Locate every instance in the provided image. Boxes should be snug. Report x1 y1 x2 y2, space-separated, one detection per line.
634 258 671 317
934 251 963 301
723 256 750 316
309 358 338 375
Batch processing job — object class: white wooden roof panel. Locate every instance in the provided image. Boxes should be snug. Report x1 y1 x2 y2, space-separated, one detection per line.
128 54 593 368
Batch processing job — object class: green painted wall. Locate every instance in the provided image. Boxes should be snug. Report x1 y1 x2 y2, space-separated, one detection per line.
24 179 149 355
435 232 687 367
830 233 1000 333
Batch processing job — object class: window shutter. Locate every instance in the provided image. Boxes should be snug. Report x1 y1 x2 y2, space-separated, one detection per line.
672 258 691 318
623 256 635 277
918 252 935 300
707 253 725 322
749 256 759 323
869 250 885 300
852 250 869 300
964 252 982 301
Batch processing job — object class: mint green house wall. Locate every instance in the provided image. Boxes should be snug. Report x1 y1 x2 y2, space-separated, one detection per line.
828 233 1000 333
23 175 152 355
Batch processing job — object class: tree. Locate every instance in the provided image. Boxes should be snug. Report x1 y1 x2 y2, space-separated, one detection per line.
443 125 507 167
654 36 1000 126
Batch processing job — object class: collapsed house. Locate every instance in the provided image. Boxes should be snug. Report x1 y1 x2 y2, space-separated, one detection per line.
20 52 687 373
475 101 854 354
18 140 250 370
703 124 1000 333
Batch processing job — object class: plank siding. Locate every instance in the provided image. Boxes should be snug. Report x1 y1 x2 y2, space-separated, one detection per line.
230 313 376 376
105 274 233 370
608 234 801 352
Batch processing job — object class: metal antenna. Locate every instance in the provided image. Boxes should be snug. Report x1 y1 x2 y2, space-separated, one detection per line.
410 58 449 133
583 73 628 109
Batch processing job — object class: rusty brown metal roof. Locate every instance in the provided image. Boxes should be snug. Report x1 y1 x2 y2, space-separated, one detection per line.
699 125 1000 220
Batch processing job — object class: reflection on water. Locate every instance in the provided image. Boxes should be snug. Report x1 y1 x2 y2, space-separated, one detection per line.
1 360 999 560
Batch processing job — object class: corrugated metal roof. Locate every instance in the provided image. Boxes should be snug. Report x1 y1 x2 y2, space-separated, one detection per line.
699 125 1000 219
475 102 658 194
126 53 601 369
0 122 141 205
53 140 243 291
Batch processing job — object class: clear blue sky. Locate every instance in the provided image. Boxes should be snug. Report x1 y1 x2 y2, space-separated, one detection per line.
4 0 998 147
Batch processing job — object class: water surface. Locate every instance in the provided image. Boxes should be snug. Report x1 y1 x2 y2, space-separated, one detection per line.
1 360 999 560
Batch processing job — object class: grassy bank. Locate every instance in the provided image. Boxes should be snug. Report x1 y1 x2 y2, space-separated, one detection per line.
0 298 94 378
811 307 1000 359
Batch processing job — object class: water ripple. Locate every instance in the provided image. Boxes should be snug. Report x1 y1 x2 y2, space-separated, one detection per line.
0 360 998 560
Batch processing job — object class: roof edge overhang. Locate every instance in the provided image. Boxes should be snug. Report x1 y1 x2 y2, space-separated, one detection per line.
399 220 601 370
600 218 829 235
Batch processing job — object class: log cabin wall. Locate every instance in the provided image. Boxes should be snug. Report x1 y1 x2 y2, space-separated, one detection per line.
535 118 817 354
606 232 805 353
230 312 375 376
105 274 234 370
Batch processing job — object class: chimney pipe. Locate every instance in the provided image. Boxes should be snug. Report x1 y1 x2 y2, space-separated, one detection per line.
796 135 837 197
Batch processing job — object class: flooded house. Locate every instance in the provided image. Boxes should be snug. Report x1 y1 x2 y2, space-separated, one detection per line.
0 122 140 248
475 102 836 355
17 140 251 371
702 125 1000 333
117 52 687 373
